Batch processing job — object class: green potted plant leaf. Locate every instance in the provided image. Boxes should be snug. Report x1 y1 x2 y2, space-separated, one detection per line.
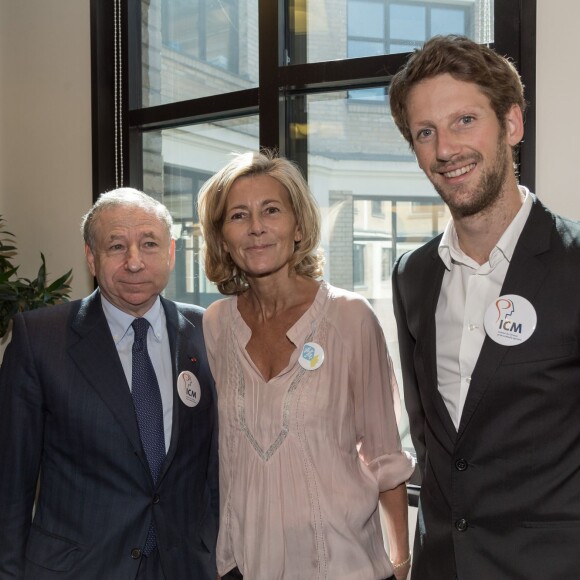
0 216 72 338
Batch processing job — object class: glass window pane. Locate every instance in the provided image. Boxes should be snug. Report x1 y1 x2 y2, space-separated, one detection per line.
206 1 236 70
431 8 467 36
349 86 387 101
288 88 451 456
297 0 493 65
347 0 384 38
142 116 260 305
140 0 259 108
348 40 385 58
389 4 426 42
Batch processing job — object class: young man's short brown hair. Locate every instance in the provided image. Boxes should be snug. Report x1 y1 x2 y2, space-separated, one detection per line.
389 35 526 148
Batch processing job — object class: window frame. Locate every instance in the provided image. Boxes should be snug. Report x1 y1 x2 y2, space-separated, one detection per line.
90 0 537 501
91 0 537 197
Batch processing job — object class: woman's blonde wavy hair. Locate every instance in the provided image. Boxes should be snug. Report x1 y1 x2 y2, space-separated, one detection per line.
197 150 324 295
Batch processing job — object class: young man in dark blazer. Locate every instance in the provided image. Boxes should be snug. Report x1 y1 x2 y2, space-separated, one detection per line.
390 35 580 579
0 188 218 579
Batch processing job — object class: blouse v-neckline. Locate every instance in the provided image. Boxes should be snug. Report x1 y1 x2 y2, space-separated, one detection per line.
231 281 328 383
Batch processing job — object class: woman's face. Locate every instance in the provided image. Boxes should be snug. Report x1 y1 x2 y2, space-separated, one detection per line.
221 174 302 281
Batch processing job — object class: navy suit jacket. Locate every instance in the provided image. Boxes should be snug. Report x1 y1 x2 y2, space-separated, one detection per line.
0 290 218 580
393 196 580 579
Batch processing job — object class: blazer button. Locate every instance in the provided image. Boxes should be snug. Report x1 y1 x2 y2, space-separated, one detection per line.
455 458 468 471
153 494 160 504
131 548 142 559
455 518 468 532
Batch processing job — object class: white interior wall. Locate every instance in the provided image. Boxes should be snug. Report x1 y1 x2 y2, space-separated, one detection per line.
535 1 580 219
0 2 577 297
0 0 93 306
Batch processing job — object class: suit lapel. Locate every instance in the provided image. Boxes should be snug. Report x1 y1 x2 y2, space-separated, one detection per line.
68 290 146 466
457 197 554 438
158 298 200 482
418 243 459 445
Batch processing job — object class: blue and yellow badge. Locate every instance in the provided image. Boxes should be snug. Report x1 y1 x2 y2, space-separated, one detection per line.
299 342 325 371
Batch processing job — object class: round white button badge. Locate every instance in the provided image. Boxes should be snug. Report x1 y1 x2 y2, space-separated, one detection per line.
483 294 537 346
299 342 325 371
177 371 201 407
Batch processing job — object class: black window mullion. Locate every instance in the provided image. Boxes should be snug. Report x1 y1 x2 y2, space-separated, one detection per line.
279 53 410 93
91 0 120 198
127 89 260 131
126 0 142 188
492 0 536 192
284 0 308 177
516 0 537 193
258 0 282 150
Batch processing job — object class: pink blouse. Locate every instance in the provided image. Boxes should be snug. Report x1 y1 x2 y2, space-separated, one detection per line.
203 281 414 579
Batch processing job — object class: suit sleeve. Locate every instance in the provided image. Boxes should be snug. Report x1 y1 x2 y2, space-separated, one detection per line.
392 256 427 475
0 314 45 578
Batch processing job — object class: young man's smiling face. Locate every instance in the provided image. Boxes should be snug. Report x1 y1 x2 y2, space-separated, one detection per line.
407 73 523 219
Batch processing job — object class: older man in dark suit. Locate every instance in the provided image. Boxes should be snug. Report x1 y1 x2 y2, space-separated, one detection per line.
390 36 580 579
0 188 218 579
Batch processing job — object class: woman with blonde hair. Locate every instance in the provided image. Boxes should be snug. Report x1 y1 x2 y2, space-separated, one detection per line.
198 150 414 580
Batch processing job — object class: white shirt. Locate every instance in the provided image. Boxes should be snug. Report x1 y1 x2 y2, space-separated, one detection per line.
435 187 533 429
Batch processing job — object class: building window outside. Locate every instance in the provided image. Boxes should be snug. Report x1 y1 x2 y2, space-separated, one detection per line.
372 200 384 217
347 0 473 101
347 0 472 58
161 0 239 73
140 0 258 108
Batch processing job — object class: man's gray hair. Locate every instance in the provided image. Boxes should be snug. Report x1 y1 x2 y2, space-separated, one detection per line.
81 188 173 251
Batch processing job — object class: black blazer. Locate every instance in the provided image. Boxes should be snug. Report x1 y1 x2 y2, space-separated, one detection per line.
393 196 580 579
0 290 218 580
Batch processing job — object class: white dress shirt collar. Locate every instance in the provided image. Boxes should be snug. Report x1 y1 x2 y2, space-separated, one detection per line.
100 294 165 345
438 186 533 271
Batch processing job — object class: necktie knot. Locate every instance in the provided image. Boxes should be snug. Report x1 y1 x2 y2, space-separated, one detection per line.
132 317 150 342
